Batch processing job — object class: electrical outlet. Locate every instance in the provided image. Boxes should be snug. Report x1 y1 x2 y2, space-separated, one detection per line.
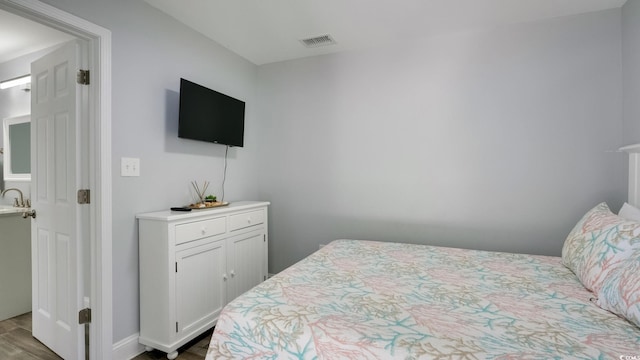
121 157 140 177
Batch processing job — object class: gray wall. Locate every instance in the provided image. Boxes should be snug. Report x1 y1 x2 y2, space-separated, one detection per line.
256 9 626 273
40 0 260 343
623 0 640 144
0 52 34 132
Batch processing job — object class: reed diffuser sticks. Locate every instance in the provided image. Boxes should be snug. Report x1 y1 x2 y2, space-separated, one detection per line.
191 180 209 204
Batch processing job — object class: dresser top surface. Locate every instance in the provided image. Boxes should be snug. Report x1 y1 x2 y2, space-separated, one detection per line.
136 201 270 221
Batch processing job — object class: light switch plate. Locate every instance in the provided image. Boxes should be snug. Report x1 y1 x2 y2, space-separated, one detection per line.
121 157 140 177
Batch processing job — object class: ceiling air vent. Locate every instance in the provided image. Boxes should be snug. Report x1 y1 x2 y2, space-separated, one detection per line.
300 34 336 48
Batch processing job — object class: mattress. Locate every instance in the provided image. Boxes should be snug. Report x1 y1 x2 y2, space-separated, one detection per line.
206 239 640 359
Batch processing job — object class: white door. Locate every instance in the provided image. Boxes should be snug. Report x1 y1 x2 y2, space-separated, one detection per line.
31 40 85 360
176 240 227 337
227 231 265 302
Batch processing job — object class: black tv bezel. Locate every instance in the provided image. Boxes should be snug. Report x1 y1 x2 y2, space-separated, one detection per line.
178 78 245 147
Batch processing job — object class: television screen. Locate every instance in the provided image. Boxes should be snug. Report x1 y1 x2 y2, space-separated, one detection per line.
178 78 245 147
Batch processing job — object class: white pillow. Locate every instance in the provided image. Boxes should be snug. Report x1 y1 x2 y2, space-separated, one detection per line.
619 202 640 222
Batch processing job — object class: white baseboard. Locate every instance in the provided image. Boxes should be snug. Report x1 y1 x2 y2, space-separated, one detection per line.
113 332 145 360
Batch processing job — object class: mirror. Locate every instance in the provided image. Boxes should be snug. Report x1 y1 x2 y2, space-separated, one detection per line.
2 115 31 181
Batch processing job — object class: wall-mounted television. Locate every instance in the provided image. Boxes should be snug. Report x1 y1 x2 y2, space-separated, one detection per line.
178 78 245 147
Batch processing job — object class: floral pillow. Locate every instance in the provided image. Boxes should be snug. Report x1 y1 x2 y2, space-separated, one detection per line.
561 202 640 293
596 249 640 328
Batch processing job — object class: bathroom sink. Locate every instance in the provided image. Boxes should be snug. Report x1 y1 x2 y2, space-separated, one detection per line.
0 206 25 215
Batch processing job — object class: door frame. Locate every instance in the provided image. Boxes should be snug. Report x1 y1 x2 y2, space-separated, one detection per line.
0 1 112 359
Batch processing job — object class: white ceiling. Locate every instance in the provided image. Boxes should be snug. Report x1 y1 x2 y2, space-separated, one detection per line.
0 8 74 64
145 0 627 65
0 1 627 67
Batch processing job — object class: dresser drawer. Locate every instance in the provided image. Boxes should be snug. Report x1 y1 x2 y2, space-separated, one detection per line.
175 217 226 244
229 209 264 232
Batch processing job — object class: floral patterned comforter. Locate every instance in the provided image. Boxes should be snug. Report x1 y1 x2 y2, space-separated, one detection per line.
206 239 640 359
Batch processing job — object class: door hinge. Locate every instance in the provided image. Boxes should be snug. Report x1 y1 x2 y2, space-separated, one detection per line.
77 69 90 85
175 262 178 272
176 322 178 333
80 307 91 360
77 189 90 204
264 275 266 281
78 308 91 324
263 234 266 242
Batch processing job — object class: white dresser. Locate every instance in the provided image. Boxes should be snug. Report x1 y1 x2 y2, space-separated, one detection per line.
137 201 269 359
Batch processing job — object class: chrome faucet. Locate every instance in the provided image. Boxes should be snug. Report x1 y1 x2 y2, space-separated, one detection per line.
1 188 28 208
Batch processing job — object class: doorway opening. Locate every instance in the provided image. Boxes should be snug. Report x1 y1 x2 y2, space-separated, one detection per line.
0 9 79 360
0 1 112 359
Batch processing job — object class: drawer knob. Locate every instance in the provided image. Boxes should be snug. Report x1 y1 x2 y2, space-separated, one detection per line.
247 218 251 224
230 270 235 278
223 273 227 281
201 227 207 235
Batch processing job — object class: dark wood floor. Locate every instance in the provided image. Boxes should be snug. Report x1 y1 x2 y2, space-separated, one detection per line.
0 312 61 360
0 312 211 360
132 329 212 360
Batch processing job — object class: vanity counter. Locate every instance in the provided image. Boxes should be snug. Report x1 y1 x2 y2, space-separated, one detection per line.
0 205 26 216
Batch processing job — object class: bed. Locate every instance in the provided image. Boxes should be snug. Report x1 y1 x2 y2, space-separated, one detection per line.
206 146 640 359
206 238 639 359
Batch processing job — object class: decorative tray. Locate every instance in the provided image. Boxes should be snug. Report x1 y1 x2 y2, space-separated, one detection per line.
188 201 229 210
